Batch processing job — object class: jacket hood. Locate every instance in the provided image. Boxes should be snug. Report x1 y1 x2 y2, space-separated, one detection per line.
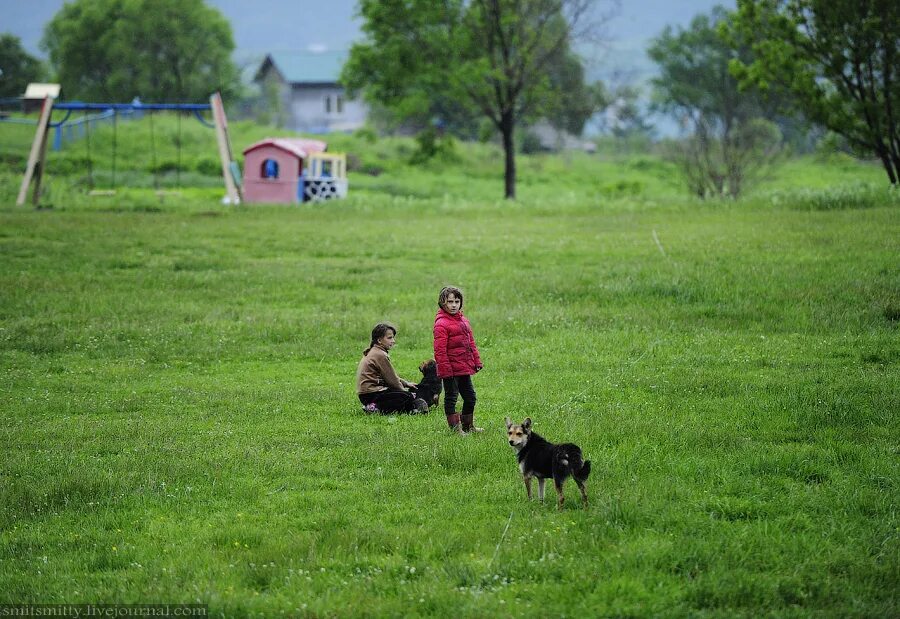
436 308 464 321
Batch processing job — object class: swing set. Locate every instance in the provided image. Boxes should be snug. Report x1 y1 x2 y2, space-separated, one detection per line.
16 92 242 206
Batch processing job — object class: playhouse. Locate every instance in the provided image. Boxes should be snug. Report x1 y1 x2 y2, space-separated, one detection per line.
242 138 348 203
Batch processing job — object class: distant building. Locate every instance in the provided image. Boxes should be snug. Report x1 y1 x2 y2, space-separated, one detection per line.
254 51 367 133
528 120 596 153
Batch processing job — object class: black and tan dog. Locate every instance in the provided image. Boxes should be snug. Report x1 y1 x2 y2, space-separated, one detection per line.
413 359 442 408
505 417 591 509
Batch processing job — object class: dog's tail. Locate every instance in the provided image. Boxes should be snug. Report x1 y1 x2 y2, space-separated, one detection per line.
574 460 591 482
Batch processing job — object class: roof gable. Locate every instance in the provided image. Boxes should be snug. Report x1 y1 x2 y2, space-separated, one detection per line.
257 51 348 85
243 138 328 159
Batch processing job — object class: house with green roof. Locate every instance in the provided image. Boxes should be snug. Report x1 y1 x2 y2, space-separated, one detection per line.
254 51 367 133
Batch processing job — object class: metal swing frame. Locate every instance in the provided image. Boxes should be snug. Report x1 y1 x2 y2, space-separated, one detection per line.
16 93 241 206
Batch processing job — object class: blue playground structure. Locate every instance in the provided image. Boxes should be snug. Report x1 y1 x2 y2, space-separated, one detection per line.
10 93 241 206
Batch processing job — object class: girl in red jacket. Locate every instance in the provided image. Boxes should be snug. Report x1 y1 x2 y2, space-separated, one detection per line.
433 286 483 433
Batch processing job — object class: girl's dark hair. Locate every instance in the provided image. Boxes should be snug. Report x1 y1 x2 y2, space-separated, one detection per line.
438 285 464 310
363 322 397 356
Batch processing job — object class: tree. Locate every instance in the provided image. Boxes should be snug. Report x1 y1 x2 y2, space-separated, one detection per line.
342 0 614 199
0 34 45 98
729 0 899 184
42 0 238 103
648 7 782 198
542 49 607 136
597 83 653 138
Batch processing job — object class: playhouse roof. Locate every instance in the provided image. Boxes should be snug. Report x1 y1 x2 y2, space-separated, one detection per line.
243 138 328 159
256 51 348 85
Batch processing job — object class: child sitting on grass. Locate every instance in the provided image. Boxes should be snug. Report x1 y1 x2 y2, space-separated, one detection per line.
356 322 428 414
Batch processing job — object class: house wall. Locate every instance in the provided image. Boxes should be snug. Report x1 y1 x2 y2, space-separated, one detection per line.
287 85 367 133
243 147 302 203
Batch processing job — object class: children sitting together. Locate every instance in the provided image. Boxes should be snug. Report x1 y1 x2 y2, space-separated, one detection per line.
355 285 483 434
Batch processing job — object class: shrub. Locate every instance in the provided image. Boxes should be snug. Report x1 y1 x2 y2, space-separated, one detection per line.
783 184 899 211
49 156 94 175
354 126 377 144
598 179 644 197
360 163 384 177
149 159 186 174
409 128 459 165
194 157 220 176
345 153 362 172
520 131 544 155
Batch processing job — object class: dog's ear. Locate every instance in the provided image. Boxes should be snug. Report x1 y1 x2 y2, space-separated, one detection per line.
522 417 532 431
505 416 512 429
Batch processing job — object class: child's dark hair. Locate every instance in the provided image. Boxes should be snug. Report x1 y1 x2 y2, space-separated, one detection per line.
438 285 464 309
363 322 397 356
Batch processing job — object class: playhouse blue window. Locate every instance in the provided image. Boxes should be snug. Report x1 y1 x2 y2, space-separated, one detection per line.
262 159 279 179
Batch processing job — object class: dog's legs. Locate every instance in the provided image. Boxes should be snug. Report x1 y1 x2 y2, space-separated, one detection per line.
523 475 532 500
575 478 588 507
554 477 565 510
537 478 546 503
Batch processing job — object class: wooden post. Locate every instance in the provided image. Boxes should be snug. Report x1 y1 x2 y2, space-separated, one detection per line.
210 92 242 204
17 96 55 206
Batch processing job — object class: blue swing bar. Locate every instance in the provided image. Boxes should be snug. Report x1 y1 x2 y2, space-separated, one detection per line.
2 100 217 150
52 102 211 110
52 101 214 127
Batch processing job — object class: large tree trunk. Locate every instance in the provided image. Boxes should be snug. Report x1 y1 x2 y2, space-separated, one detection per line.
872 140 898 185
880 150 899 185
500 110 516 199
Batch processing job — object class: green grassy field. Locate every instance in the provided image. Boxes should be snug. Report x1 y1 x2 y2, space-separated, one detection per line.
0 125 898 617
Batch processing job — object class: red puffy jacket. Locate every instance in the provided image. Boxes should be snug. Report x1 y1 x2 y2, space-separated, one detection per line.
433 308 483 379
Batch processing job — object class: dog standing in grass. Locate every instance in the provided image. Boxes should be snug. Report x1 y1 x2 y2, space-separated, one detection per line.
505 417 591 509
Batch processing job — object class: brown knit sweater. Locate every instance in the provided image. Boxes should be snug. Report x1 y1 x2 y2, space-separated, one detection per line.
355 345 407 394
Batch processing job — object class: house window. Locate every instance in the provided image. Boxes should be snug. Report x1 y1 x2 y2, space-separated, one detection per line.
324 95 332 114
262 159 279 179
336 95 344 114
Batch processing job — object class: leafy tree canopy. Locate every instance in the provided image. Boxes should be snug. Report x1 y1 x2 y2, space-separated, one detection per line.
648 7 783 198
729 0 900 184
42 0 238 103
649 7 771 127
342 0 611 198
0 34 45 98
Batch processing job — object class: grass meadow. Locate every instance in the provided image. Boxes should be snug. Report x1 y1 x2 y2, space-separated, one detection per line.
0 118 898 617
